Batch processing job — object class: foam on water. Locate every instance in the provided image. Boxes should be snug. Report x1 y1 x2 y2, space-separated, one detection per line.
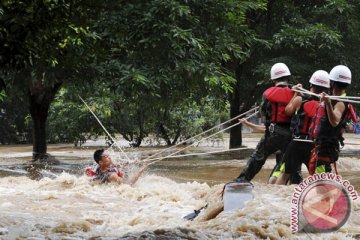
1 139 360 239
337 157 360 171
0 173 359 239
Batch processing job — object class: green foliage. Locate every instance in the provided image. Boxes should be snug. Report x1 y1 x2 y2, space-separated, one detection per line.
0 90 5 102
48 88 229 146
0 0 102 148
2 0 360 148
47 88 98 145
93 0 267 101
0 0 100 87
236 0 360 100
274 23 342 49
0 85 31 144
66 0 261 146
153 98 229 145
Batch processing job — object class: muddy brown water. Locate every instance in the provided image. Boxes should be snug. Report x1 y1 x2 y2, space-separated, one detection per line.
0 138 359 239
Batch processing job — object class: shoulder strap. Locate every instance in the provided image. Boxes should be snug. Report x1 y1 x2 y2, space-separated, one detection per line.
348 104 358 122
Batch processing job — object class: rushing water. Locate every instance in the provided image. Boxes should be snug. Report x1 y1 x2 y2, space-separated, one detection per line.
0 137 360 239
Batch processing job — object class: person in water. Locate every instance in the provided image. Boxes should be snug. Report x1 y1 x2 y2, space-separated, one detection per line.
86 148 146 185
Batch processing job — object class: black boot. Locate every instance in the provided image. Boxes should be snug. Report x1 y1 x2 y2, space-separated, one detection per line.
233 175 250 183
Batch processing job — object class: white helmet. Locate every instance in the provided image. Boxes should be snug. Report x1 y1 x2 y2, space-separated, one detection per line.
309 70 330 88
329 65 351 84
270 63 291 80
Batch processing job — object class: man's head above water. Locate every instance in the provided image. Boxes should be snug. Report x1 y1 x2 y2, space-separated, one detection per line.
93 148 105 163
91 148 146 185
93 149 113 168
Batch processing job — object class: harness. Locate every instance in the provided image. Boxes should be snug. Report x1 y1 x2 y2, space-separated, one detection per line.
310 101 350 146
290 96 319 138
307 98 356 175
308 144 339 175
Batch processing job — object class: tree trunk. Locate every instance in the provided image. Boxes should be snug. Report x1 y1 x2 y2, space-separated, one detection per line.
159 123 172 146
229 64 243 149
133 137 142 147
171 128 181 145
130 110 145 147
29 82 61 161
136 110 145 147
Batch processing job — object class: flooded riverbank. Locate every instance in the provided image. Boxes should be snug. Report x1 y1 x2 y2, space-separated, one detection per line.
0 135 359 239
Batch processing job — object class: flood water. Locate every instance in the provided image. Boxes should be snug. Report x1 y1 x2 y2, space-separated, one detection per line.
0 136 360 239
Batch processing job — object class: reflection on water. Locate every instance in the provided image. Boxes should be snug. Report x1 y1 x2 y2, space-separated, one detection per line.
0 144 359 239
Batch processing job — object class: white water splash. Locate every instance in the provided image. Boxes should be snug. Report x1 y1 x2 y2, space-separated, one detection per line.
0 173 359 239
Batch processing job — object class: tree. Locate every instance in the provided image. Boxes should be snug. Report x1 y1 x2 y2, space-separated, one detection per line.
88 0 264 146
3 0 359 157
228 0 360 148
47 87 103 146
0 1 99 160
0 83 31 144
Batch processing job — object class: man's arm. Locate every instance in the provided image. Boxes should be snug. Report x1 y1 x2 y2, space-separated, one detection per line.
126 165 147 186
239 118 265 133
285 84 303 116
285 96 302 116
321 93 345 127
108 173 125 184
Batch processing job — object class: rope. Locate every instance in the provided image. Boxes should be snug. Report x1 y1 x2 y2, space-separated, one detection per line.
78 95 131 161
328 95 360 100
293 88 319 98
145 110 259 166
293 88 360 104
327 96 360 104
142 106 259 162
142 147 250 161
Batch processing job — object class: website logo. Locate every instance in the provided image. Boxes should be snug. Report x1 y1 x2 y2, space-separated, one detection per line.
291 173 358 233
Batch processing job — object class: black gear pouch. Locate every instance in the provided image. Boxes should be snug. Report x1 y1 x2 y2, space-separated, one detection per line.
317 145 339 162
